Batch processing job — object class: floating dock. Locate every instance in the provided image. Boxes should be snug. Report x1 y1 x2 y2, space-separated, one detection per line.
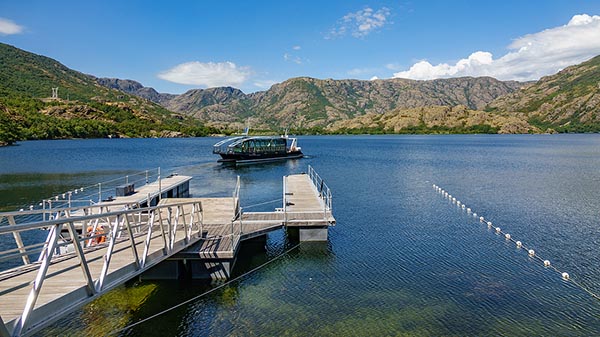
0 165 334 336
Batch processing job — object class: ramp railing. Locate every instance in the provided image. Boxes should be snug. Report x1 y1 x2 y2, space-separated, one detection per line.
0 200 203 337
307 165 333 222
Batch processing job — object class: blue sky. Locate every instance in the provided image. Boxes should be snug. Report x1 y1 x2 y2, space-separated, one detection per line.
2 0 600 94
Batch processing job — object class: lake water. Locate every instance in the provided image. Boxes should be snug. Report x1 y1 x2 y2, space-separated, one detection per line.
2 135 600 336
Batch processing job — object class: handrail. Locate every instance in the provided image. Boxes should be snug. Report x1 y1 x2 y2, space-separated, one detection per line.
0 200 197 235
1 199 204 336
307 165 333 220
1 168 173 224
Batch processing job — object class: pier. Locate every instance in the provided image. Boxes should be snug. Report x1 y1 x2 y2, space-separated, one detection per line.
0 165 334 336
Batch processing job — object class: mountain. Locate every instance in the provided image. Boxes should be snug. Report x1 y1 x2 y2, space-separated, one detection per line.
327 105 536 134
488 55 600 132
146 76 522 130
93 77 176 104
164 86 253 123
0 42 215 145
4 41 600 142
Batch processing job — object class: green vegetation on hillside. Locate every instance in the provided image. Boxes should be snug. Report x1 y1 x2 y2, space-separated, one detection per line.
0 42 218 145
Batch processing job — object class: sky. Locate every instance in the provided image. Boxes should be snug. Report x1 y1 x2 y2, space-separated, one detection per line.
2 0 600 94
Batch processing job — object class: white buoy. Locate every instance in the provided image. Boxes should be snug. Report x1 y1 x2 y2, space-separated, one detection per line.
562 272 570 280
487 221 492 226
467 208 471 212
505 233 511 240
479 216 484 222
473 213 477 217
462 205 466 209
528 249 535 256
19 208 24 212
544 260 550 267
516 241 522 248
495 227 501 233
457 201 461 205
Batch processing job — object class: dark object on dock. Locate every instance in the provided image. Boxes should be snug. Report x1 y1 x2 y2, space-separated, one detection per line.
116 183 135 196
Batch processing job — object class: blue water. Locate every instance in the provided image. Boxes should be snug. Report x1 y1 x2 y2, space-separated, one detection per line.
2 135 600 336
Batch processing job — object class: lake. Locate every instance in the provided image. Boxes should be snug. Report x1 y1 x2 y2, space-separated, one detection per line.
2 135 600 336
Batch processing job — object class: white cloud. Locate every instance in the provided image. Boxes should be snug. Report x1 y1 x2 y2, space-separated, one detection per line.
385 63 404 71
393 14 600 81
370 76 379 81
284 53 303 64
326 7 391 39
347 67 378 76
0 18 24 35
292 45 301 50
158 61 251 88
253 79 279 89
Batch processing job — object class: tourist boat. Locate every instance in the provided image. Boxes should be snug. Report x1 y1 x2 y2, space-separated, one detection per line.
213 131 303 164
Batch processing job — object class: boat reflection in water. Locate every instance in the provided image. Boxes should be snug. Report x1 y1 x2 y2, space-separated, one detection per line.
212 132 303 165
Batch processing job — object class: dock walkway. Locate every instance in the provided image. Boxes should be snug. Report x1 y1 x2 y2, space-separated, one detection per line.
0 165 335 336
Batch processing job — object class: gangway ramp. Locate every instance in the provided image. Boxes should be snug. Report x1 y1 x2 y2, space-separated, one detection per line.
0 200 204 336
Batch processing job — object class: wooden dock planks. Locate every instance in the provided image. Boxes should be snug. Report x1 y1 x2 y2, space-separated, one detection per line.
284 173 335 226
0 171 335 335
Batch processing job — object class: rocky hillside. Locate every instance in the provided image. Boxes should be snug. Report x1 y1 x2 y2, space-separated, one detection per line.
93 77 176 104
328 105 536 134
488 55 600 132
150 76 522 129
0 42 215 145
164 87 253 123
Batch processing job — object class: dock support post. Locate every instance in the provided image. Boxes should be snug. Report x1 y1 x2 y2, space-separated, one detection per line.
299 227 328 241
287 226 328 242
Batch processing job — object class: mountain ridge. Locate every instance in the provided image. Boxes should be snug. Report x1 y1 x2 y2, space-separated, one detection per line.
2 41 600 145
488 54 600 132
97 75 524 130
0 42 216 145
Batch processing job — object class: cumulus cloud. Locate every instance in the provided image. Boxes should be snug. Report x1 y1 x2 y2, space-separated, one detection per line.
158 61 251 88
326 7 391 39
393 14 600 81
292 45 301 50
0 18 24 35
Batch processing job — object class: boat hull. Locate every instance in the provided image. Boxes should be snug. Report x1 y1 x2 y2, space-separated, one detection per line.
217 151 303 164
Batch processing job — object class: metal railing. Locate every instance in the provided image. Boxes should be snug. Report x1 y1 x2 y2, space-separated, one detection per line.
0 201 146 270
231 176 242 250
307 165 333 220
0 168 164 226
0 200 203 336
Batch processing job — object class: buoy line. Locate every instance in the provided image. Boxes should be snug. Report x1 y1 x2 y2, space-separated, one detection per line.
108 241 304 335
431 184 600 301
